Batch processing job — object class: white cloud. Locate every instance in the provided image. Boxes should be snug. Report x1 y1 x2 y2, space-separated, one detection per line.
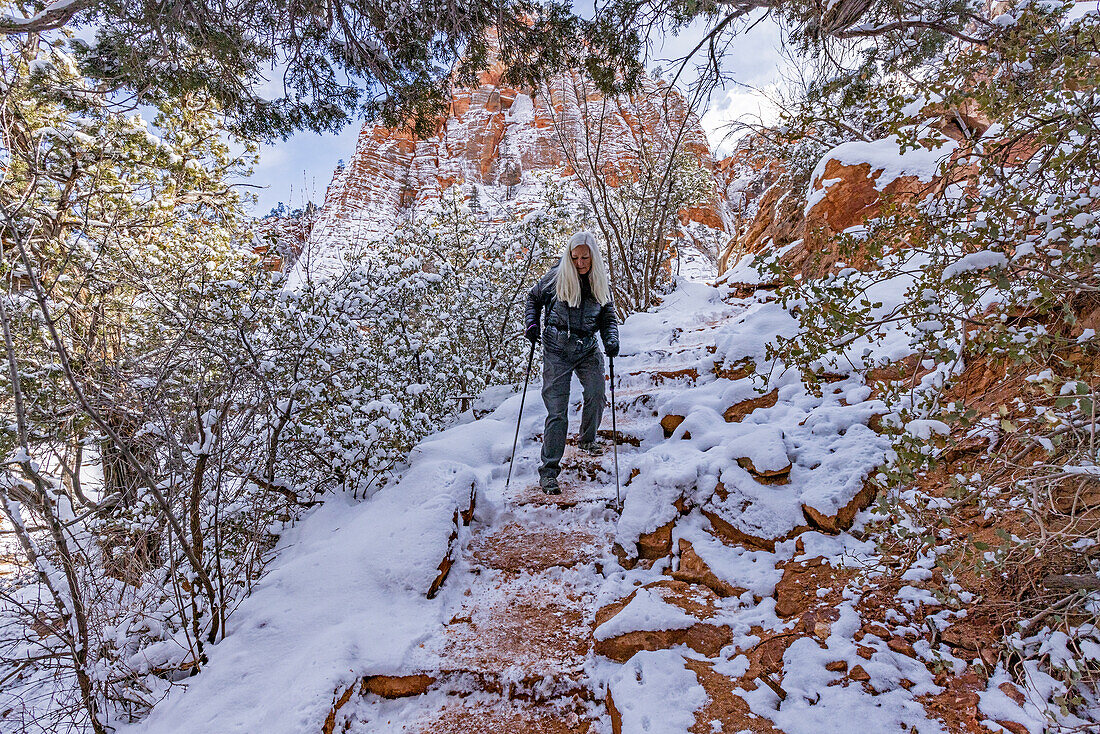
701 87 783 157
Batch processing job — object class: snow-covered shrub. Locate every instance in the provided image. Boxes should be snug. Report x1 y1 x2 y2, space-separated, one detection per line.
760 2 1100 727
303 185 569 456
0 29 571 731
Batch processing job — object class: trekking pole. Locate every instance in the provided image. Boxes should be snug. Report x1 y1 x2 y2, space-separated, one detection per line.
506 340 537 490
609 356 621 510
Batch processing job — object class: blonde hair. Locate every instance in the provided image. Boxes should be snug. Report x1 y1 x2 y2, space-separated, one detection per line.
555 231 611 307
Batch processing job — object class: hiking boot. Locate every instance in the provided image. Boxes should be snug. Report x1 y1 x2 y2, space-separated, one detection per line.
541 477 561 495
578 440 602 456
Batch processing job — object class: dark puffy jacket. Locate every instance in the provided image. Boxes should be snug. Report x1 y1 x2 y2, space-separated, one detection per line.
523 268 620 354
525 268 619 354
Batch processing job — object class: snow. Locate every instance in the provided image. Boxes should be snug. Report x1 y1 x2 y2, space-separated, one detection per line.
606 650 708 734
1 0 82 27
740 602 945 734
675 515 788 596
941 250 1008 280
112 241 1035 732
123 493 445 732
120 410 522 734
978 666 1053 734
904 419 951 440
593 585 699 641
1065 1 1100 24
804 175 841 215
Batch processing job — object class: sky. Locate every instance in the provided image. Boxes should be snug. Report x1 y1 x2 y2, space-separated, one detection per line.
245 11 787 217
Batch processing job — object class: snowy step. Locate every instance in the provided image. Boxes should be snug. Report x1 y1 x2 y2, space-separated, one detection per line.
412 569 595 680
408 698 594 733
621 343 715 366
503 444 633 508
604 651 781 734
506 476 622 508
622 364 703 384
336 693 596 733
467 510 613 573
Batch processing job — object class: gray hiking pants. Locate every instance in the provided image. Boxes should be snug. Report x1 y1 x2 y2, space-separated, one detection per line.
539 328 606 484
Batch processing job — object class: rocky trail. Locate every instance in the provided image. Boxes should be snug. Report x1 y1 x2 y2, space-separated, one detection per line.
129 274 1045 734
324 337 705 732
316 282 920 733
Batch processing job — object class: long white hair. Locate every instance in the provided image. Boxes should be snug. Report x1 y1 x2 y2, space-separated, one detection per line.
555 231 611 307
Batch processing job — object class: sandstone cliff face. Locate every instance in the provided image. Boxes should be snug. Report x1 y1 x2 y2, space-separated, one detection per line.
714 102 993 281
716 137 952 282
305 64 731 263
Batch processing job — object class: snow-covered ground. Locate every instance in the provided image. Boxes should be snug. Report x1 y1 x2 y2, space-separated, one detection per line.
120 257 1060 734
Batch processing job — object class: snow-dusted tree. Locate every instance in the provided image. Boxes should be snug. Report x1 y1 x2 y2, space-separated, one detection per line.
325 184 569 449
0 26 508 730
0 0 651 138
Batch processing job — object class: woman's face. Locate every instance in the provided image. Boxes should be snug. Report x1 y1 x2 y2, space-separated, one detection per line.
571 244 592 275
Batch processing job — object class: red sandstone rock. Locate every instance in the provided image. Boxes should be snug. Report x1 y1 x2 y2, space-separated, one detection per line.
723 389 778 422
671 539 747 598
427 511 460 598
735 456 792 482
783 156 935 279
660 414 687 438
800 477 878 534
637 520 675 560
310 64 729 253
773 557 852 618
362 673 436 698
849 664 871 682
594 580 732 662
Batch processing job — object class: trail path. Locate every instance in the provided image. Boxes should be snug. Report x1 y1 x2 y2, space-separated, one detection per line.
130 268 992 734
326 293 735 732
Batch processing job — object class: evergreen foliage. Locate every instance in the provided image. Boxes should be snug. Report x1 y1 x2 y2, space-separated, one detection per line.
0 0 648 138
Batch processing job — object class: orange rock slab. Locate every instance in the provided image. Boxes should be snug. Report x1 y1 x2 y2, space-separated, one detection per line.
594 580 732 662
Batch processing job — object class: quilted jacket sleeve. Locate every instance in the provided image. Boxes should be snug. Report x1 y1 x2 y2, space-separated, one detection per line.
598 298 619 356
525 274 548 331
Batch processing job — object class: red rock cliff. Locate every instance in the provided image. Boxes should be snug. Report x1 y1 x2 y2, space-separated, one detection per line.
306 65 731 261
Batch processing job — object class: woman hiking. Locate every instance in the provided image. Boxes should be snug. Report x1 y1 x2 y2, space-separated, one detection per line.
524 231 619 495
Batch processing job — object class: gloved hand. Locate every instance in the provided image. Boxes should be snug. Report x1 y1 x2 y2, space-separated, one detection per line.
525 322 540 344
605 341 619 358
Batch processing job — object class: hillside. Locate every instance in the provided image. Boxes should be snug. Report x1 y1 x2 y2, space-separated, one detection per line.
294 61 730 278
3 4 1099 733
116 244 1091 732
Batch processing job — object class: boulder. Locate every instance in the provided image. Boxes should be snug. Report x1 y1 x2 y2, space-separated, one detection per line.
427 511 460 598
783 153 940 279
723 389 778 422
800 477 877 534
637 520 675 560
660 413 688 438
594 580 732 662
671 539 746 598
736 456 792 484
773 556 852 618
702 482 809 552
701 508 779 552
361 673 436 698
